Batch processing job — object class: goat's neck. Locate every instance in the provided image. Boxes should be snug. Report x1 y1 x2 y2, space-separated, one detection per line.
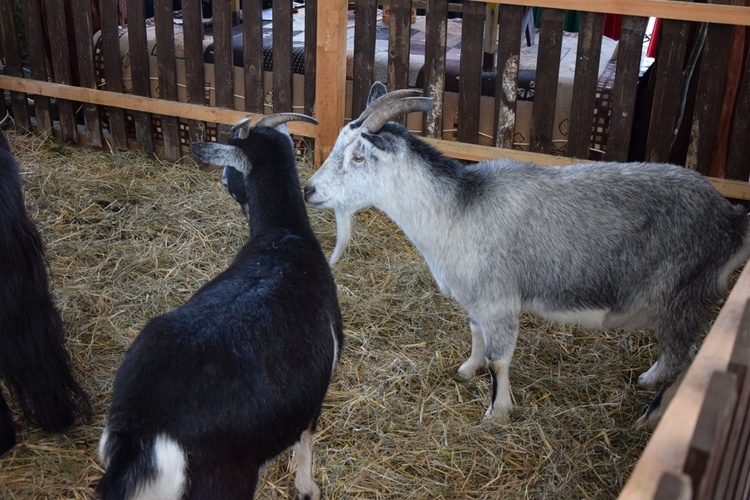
378 160 459 259
246 170 313 238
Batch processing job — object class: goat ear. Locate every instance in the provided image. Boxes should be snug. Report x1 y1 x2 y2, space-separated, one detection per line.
366 82 388 106
361 131 395 154
190 143 251 173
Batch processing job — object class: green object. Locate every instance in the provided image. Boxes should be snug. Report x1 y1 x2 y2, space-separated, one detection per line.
533 8 580 33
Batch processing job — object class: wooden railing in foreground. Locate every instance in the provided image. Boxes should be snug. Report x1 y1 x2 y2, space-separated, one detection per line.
620 264 750 499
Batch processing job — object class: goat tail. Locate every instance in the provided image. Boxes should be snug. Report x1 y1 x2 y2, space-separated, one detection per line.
0 296 91 432
97 429 188 500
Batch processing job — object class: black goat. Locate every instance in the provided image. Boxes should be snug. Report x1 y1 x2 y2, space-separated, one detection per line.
0 130 90 455
97 114 343 499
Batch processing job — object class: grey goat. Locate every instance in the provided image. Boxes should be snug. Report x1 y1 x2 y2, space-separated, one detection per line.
303 82 750 423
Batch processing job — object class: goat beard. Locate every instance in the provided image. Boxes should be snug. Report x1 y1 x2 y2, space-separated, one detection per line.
330 210 353 266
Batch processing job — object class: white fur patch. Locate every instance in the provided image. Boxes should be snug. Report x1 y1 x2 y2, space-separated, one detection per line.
330 322 339 374
527 301 609 329
98 426 110 465
132 434 188 500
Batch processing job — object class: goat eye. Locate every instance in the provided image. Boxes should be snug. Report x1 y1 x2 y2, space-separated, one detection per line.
351 153 365 164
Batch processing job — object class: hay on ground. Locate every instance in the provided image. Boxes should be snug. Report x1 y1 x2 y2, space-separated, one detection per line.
0 129 662 498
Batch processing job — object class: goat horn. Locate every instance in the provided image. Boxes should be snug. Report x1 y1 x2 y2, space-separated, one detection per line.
231 116 253 139
356 89 423 125
256 113 319 129
361 97 434 133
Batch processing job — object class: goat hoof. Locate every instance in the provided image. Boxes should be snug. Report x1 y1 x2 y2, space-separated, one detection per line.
457 361 483 379
295 483 320 500
482 406 510 424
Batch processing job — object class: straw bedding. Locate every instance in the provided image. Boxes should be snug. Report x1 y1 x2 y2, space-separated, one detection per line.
0 129 664 498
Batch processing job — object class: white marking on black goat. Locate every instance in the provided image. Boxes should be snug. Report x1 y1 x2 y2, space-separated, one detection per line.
97 113 343 499
304 81 750 424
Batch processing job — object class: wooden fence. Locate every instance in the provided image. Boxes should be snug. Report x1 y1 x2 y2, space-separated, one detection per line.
2 1 750 498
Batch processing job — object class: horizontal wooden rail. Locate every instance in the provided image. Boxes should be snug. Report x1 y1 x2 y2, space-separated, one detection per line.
424 137 750 201
0 76 320 139
475 0 750 26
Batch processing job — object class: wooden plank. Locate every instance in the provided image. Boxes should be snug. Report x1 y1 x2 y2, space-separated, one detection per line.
213 0 234 141
529 8 565 154
0 75 319 137
476 0 750 26
304 0 318 117
352 0 378 118
43 0 78 142
243 0 264 113
314 0 348 165
725 42 750 181
0 0 29 128
180 0 205 146
125 0 155 154
153 0 181 161
19 0 52 135
566 11 604 160
620 265 750 499
493 4 524 148
685 0 736 175
422 0 448 138
99 0 128 149
645 15 691 163
387 0 413 96
456 0 485 143
273 0 293 113
715 301 750 500
70 0 103 148
683 371 737 498
605 15 648 161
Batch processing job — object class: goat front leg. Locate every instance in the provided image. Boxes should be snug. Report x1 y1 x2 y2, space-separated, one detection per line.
458 318 486 378
293 428 320 500
481 312 519 423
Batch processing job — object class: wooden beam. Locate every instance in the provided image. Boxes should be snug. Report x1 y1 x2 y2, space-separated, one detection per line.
0 75 319 139
314 0 348 166
475 0 750 26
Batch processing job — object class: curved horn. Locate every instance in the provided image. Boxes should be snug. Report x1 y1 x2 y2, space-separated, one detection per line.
356 89 423 124
256 112 319 129
361 97 434 133
231 116 253 139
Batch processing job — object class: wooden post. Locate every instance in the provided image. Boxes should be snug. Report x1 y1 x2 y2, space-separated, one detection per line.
315 0 348 166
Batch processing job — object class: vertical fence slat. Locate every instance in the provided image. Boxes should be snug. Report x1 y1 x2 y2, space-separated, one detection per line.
456 0 484 143
125 0 154 153
686 0 737 175
0 0 29 128
530 8 564 155
605 15 648 162
20 0 52 134
423 0 448 138
493 5 524 148
180 0 204 146
243 0 264 113
213 1 234 141
99 0 128 149
387 0 412 93
352 0 377 118
71 0 103 148
304 0 317 117
44 0 78 142
154 0 180 160
273 0 293 113
566 12 604 160
645 16 692 163
725 43 750 181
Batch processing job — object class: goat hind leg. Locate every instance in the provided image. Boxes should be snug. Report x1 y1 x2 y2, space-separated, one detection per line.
294 428 320 500
0 392 16 455
481 313 519 423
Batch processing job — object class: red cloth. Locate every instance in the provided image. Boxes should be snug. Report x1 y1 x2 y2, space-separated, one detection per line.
602 13 623 40
647 18 662 58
